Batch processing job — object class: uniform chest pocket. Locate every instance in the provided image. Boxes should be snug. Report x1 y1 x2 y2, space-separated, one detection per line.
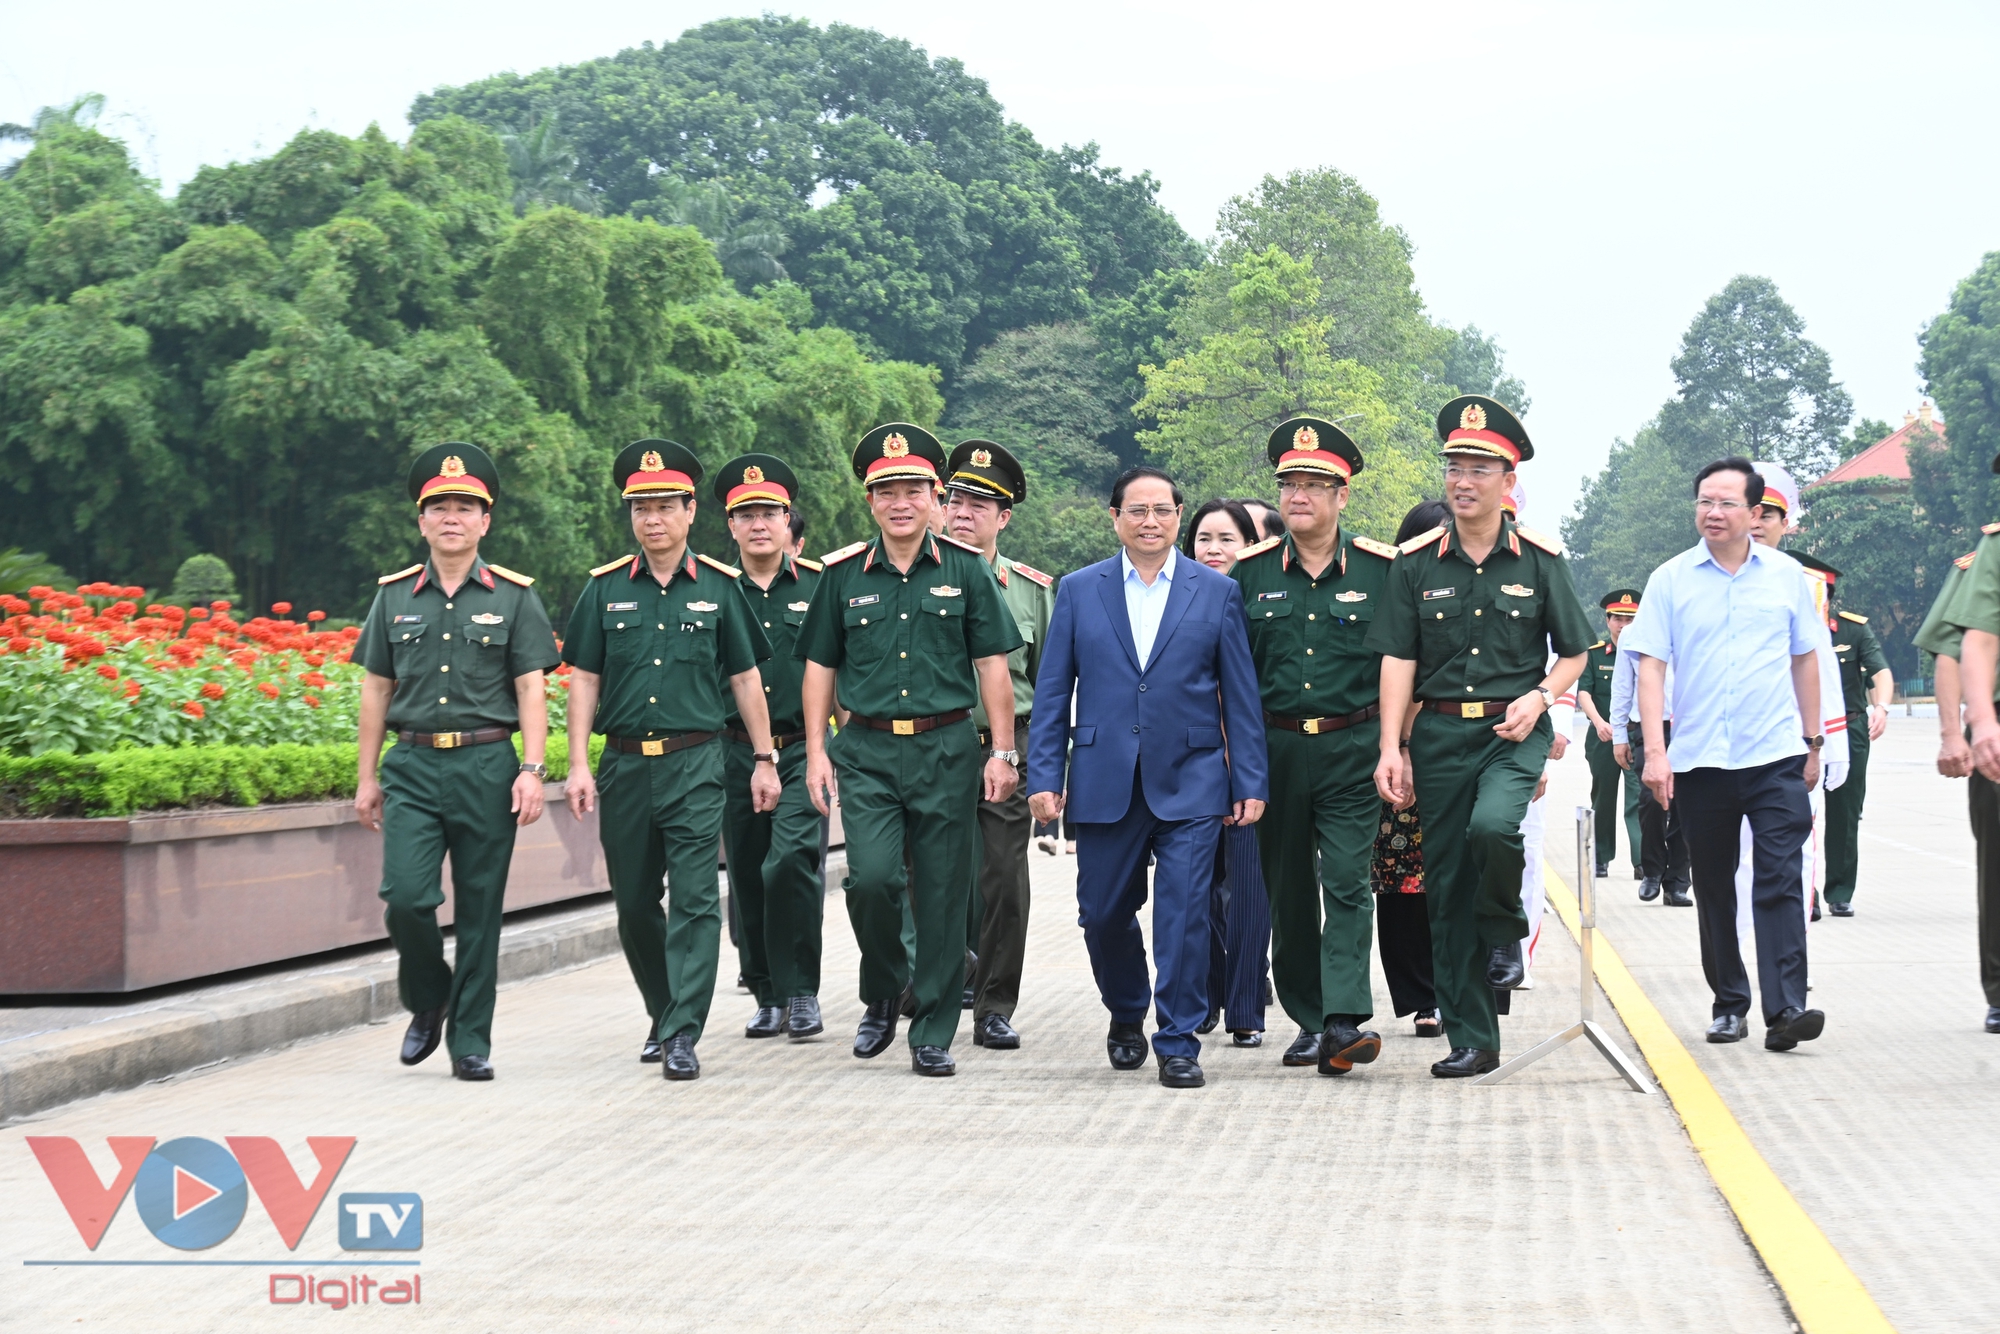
1492 588 1546 652
1249 598 1296 650
843 601 889 665
781 610 807 628
388 619 430 672
1328 600 1375 630
1418 596 1463 656
921 594 964 647
602 611 645 665
673 616 718 664
461 623 511 682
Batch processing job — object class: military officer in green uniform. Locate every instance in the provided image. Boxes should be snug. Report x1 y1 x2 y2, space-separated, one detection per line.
1230 417 1400 1076
798 423 1024 1076
941 439 1056 1050
1577 590 1644 879
1368 397 1593 1078
561 441 780 1082
354 443 562 1082
1795 555 1892 916
711 452 830 1041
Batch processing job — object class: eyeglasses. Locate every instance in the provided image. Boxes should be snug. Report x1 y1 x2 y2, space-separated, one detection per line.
1694 498 1750 512
1277 479 1341 495
1444 464 1504 481
1117 504 1181 522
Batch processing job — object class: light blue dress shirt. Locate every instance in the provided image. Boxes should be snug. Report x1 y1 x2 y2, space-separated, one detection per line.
1620 540 1822 771
1121 545 1178 670
1608 649 1673 744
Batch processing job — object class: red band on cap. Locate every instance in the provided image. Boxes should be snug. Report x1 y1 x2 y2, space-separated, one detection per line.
864 455 939 483
418 474 493 503
726 481 791 508
1444 429 1522 465
1276 449 1352 479
1761 488 1788 512
623 469 694 497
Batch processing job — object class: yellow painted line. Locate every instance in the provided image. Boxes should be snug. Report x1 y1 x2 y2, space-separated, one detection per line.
1541 867 1895 1334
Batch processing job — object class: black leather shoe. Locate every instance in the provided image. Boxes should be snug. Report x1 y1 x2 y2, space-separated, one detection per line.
1764 1006 1824 1051
912 1045 956 1076
1829 902 1854 918
1706 1014 1747 1043
736 972 748 992
1319 1019 1381 1075
745 1005 786 1038
1281 1027 1321 1066
1157 1054 1205 1088
1663 884 1693 907
1413 1010 1443 1038
1986 1006 2000 1034
1107 1021 1148 1070
640 1029 663 1063
1594 862 1608 878
1485 941 1525 990
1430 1047 1499 1078
1195 1007 1221 1035
399 1006 444 1066
451 1054 493 1081
786 996 824 1040
973 1012 1020 1049
1230 1029 1263 1047
1638 877 1662 902
662 1032 699 1080
896 982 916 1018
854 999 898 1058
1810 899 1821 923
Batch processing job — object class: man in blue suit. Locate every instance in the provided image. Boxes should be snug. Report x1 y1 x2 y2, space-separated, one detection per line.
1027 466 1269 1088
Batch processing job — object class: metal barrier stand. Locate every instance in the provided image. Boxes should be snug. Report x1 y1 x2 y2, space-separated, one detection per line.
1474 805 1655 1093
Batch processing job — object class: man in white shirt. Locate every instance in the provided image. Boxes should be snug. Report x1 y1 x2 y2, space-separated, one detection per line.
1623 457 1828 1053
1611 623 1693 905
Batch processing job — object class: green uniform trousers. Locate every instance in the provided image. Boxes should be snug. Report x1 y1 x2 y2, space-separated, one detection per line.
597 741 728 1044
1971 766 2000 1008
834 720 980 1049
377 741 522 1060
971 770 1032 1020
1409 710 1553 1052
1823 726 1869 905
1585 731 1642 872
721 741 825 1007
1256 722 1381 1029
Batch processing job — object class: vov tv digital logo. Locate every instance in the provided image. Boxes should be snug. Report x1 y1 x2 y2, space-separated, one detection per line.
28 1136 422 1252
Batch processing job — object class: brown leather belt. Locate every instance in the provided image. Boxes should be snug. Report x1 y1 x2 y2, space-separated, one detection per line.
1265 703 1378 735
724 728 808 750
977 716 1027 749
606 731 717 757
848 709 970 737
397 726 515 749
1423 699 1515 719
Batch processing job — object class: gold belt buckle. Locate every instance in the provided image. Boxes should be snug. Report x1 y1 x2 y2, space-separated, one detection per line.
1301 718 1322 735
434 732 459 749
892 719 916 736
641 739 666 756
1461 702 1486 719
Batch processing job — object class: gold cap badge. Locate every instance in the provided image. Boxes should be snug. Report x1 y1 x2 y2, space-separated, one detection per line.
971 448 992 468
440 455 467 478
640 450 665 473
883 433 910 458
1460 404 1488 432
743 465 764 484
1293 425 1319 451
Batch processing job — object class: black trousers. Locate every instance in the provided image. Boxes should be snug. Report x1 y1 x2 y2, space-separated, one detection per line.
1675 756 1813 1022
1970 768 2000 1008
1631 725 1691 890
1375 892 1436 1017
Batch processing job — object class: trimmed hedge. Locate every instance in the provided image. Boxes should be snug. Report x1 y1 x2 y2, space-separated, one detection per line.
0 733 603 819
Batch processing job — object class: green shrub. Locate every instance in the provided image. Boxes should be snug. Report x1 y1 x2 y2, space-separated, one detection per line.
168 554 239 607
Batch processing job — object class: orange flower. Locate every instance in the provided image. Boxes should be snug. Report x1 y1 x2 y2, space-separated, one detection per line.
200 682 227 701
124 680 142 699
182 700 205 719
300 671 328 688
258 682 280 699
303 653 325 667
122 586 144 599
189 607 210 621
271 601 293 616
210 600 231 612
302 694 322 709
306 610 327 623
97 664 119 680
5 637 26 653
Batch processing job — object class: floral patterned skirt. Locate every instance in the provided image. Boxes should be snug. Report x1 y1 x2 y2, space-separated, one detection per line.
1371 802 1424 895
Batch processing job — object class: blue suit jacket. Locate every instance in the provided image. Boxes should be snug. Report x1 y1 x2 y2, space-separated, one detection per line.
1027 553 1268 824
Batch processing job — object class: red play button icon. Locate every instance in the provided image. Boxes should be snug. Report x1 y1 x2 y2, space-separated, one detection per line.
173 1165 221 1220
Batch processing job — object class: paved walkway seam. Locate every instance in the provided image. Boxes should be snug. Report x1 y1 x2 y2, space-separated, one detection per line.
1539 868 1896 1334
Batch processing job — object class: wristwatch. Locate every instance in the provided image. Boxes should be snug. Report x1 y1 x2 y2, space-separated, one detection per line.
989 748 1020 765
519 761 548 779
1803 734 1824 750
1534 686 1555 710
754 750 779 765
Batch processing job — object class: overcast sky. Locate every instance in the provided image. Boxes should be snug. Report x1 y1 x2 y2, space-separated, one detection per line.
5 0 1993 524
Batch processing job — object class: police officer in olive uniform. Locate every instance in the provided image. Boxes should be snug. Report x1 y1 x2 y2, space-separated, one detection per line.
1368 397 1593 1078
941 439 1056 1050
1578 591 1644 878
355 443 562 1082
561 441 780 1082
1230 417 1400 1077
711 452 830 1040
798 424 1024 1077
1795 554 1892 916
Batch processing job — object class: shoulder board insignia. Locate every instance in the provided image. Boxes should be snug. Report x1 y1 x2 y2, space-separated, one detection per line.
822 541 870 565
794 556 824 572
937 532 984 555
377 563 424 585
1398 527 1446 555
1008 560 1054 588
696 553 741 578
1351 536 1398 560
1984 522 2000 535
591 555 635 578
1590 640 1606 650
1514 525 1564 555
1837 610 1868 624
1236 535 1283 560
486 564 534 586
1957 551 1979 570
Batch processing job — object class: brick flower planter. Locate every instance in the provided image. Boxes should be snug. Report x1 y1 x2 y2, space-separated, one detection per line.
0 782 605 993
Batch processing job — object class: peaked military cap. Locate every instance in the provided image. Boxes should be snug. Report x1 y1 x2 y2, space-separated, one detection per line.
713 452 798 511
1267 416 1364 480
1791 551 1841 582
409 442 499 506
945 439 1027 507
852 423 945 487
614 439 702 499
1600 588 1642 617
1437 395 1533 465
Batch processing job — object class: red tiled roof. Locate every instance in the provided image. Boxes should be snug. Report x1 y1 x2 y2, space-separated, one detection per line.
1809 417 1941 488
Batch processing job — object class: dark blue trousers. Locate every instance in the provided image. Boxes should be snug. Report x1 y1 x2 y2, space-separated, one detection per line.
1676 756 1813 1022
1206 824 1271 1032
1071 768 1222 1059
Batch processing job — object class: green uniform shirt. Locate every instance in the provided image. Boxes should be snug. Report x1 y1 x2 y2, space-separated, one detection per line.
1830 612 1889 720
796 531 1023 718
1365 516 1594 699
1916 555 1977 661
973 553 1055 727
1582 640 1617 717
727 553 821 734
1939 530 2000 698
1231 527 1395 717
356 556 561 732
560 550 770 737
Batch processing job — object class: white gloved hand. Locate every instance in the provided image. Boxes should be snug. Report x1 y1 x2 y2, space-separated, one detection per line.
1822 759 1848 792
